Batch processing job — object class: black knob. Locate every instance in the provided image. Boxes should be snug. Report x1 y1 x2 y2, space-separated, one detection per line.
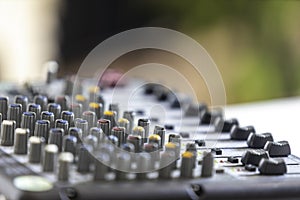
241 149 269 166
230 125 255 140
258 158 287 175
264 141 291 157
247 132 273 148
221 118 239 132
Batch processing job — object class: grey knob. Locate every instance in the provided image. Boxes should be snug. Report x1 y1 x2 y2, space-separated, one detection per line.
0 120 16 146
33 95 48 111
15 95 28 113
75 118 89 137
133 126 146 143
63 135 77 158
94 152 110 181
201 152 214 177
70 103 82 119
103 110 117 128
43 144 59 172
111 127 125 146
14 128 29 154
55 95 70 111
48 128 64 152
138 119 150 143
97 119 111 136
153 126 165 149
77 145 92 173
90 127 105 144
61 111 74 127
108 103 119 120
21 112 36 137
82 111 96 129
48 103 61 120
118 118 130 138
89 102 103 120
143 142 160 166
29 136 44 163
127 134 142 153
55 119 68 135
27 103 41 120
136 152 151 179
58 152 74 181
0 96 9 120
115 152 131 180
159 151 175 179
123 111 135 133
41 111 55 128
34 120 50 142
8 104 22 128
69 127 83 143
180 151 194 178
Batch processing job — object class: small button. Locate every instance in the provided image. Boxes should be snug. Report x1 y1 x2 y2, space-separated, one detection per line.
211 148 222 155
195 139 206 147
227 156 239 163
180 132 190 138
245 164 256 172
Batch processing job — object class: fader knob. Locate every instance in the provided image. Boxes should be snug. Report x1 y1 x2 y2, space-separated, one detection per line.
258 158 287 175
241 149 269 166
230 125 255 140
247 132 273 148
264 141 291 157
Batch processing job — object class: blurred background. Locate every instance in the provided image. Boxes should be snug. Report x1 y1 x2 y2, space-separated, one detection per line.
0 0 300 104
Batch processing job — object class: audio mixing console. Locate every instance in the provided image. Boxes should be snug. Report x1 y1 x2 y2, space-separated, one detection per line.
0 74 300 200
